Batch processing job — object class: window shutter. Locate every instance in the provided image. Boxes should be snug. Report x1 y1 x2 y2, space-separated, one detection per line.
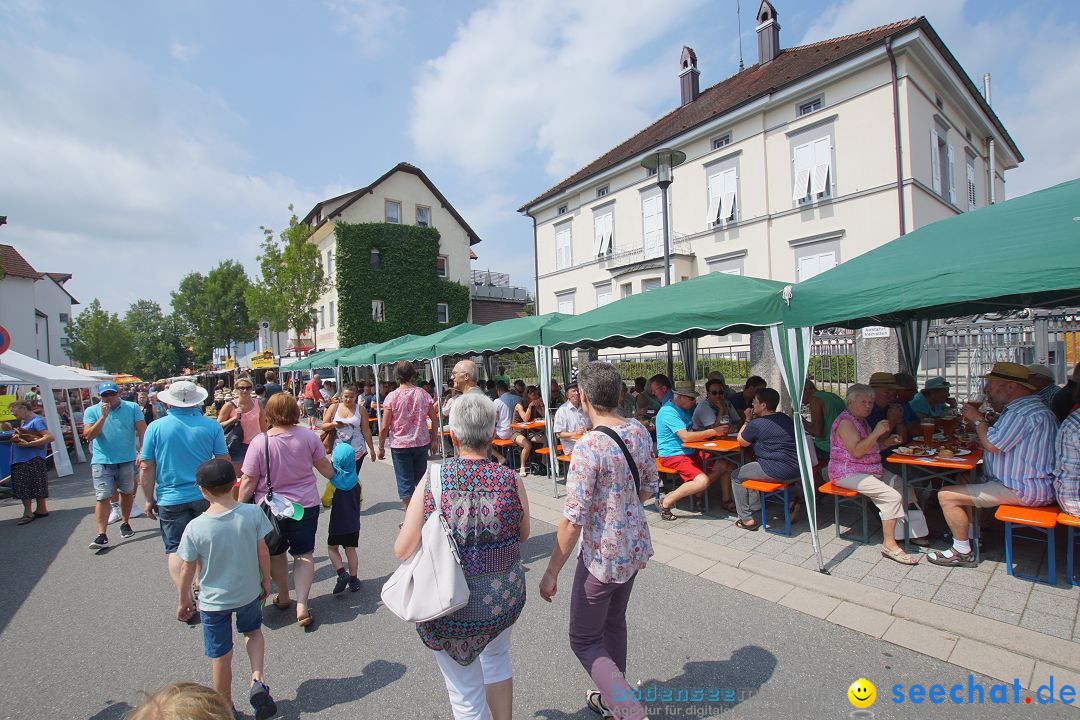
792 142 813 201
555 227 572 270
930 129 941 194
947 145 957 205
966 160 977 211
810 137 832 196
642 194 662 255
719 168 737 222
706 171 722 224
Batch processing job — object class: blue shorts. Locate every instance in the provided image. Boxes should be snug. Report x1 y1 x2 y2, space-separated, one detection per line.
391 446 429 500
92 463 136 501
158 499 210 554
201 597 262 659
229 442 249 463
268 505 320 557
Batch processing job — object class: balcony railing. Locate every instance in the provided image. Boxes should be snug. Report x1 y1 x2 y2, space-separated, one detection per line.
601 234 693 270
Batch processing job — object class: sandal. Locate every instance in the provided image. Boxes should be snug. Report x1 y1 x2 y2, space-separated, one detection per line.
33 511 49 518
734 518 759 532
297 612 313 627
271 596 291 611
17 515 35 525
881 547 920 565
926 548 977 568
657 500 676 521
910 536 931 547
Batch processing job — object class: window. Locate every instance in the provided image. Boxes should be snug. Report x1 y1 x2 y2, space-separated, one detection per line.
797 97 822 117
436 255 448 277
645 166 657 178
385 200 401 224
620 283 632 299
416 205 431 227
707 166 738 226
712 133 731 150
641 191 664 258
595 283 612 307
329 301 336 327
557 204 568 215
707 257 744 276
436 302 449 324
556 291 575 315
319 305 326 330
930 124 956 204
370 248 382 269
792 136 832 204
642 278 662 293
59 313 69 323
795 242 839 281
326 249 334 277
555 223 572 270
592 209 613 257
596 185 609 198
966 154 977 211
372 299 385 322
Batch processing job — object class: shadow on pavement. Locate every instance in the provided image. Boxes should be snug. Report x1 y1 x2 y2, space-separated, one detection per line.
87 700 134 720
272 659 407 716
360 501 403 517
314 573 389 626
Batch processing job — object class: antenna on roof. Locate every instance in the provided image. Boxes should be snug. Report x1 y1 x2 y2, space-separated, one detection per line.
736 0 745 71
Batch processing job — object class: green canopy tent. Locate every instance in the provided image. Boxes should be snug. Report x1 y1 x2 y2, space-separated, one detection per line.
336 336 419 437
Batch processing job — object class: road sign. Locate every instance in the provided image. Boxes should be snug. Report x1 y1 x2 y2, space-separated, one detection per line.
0 324 10 355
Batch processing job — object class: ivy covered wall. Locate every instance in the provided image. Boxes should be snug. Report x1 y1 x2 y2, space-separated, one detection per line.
335 222 471 346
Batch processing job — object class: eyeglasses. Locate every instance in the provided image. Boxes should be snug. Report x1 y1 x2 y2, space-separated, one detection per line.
235 386 253 391
708 390 724 396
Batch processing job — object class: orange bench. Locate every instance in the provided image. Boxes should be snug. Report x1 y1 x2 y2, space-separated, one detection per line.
1058 512 1080 587
491 437 517 467
995 505 1059 585
741 479 794 537
818 481 869 543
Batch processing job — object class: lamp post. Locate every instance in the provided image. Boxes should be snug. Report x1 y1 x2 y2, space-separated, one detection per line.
640 148 686 380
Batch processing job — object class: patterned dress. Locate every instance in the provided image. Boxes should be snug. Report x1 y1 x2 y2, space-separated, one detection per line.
417 458 525 665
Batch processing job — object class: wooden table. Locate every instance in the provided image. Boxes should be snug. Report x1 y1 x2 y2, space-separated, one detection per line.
682 437 744 467
888 447 983 553
510 421 545 431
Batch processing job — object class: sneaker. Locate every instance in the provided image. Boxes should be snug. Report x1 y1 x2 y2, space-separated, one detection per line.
107 502 121 525
333 570 349 595
129 503 144 519
120 522 134 539
586 689 613 718
348 577 362 592
249 680 277 720
89 533 109 550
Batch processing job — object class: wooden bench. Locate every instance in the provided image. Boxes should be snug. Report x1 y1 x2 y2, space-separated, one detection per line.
741 479 794 537
1058 512 1080 587
818 481 869 543
491 437 517 467
995 505 1059 586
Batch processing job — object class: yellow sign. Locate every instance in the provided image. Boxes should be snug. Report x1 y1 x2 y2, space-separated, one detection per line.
224 358 236 370
251 350 276 369
0 394 15 422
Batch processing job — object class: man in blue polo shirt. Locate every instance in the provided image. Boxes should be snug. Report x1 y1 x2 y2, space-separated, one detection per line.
83 381 146 550
139 380 230 594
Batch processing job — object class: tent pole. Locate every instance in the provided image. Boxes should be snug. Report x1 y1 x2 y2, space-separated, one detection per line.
65 390 86 464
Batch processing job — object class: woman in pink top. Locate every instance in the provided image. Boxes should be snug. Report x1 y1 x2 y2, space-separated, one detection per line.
829 383 922 565
239 393 335 626
217 375 268 475
378 361 439 509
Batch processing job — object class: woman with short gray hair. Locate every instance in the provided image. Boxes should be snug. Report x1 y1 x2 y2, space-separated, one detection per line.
394 390 530 720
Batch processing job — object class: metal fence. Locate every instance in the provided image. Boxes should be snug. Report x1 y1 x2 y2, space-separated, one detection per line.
809 328 858 395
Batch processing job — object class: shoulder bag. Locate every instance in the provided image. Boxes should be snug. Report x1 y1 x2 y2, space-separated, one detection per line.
224 402 245 452
259 432 285 553
381 463 471 622
594 425 641 495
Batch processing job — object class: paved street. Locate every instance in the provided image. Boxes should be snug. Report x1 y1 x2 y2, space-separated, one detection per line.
0 459 1064 719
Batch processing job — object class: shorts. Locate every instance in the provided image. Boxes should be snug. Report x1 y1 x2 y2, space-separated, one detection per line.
303 398 318 417
391 445 430 500
158 499 211 553
659 453 705 484
200 597 262 659
328 531 359 548
267 505 320 557
91 462 136 500
943 481 1023 508
229 442 249 463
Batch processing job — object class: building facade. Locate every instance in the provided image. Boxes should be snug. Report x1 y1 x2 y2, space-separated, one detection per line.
0 245 77 364
521 7 1021 343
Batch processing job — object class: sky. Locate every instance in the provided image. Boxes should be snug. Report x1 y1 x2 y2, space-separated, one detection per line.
2 0 1078 317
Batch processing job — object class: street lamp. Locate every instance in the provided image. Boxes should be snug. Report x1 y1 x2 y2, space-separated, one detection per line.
640 148 686 380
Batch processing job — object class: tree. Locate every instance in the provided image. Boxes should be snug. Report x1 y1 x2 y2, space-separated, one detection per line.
124 300 192 380
67 299 133 372
246 205 330 350
172 261 255 365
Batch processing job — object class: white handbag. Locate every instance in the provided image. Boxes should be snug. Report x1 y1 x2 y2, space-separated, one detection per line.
893 503 930 540
381 464 471 622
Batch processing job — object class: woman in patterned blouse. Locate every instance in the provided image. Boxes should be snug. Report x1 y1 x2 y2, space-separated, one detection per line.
394 391 531 720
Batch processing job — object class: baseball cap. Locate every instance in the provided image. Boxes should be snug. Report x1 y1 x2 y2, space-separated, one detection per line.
196 458 236 489
923 377 951 391
97 381 120 395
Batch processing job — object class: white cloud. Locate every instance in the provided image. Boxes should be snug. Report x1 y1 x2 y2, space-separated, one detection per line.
169 41 200 62
410 0 708 180
0 40 318 315
323 0 407 53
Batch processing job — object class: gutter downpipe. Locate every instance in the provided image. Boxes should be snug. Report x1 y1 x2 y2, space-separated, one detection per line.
984 73 996 205
885 37 906 236
529 212 540 316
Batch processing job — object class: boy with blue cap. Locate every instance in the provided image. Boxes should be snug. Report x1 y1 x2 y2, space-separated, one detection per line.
327 443 362 594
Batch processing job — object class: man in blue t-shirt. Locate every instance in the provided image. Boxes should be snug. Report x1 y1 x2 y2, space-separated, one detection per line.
729 387 800 530
139 380 230 594
83 381 147 550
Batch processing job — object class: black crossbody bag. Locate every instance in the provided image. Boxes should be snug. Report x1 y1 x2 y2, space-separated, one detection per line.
594 425 641 496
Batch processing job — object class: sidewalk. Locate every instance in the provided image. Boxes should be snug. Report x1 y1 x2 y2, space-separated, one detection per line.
521 473 1080 691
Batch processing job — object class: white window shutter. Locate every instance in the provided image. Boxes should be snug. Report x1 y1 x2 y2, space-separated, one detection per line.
810 137 832 196
592 215 605 257
600 213 612 254
642 195 661 255
930 129 941 194
706 172 722 224
792 143 813 201
947 145 957 205
556 227 571 270
719 168 737 221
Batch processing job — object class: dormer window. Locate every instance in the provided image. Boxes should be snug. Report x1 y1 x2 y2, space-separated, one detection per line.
797 97 822 117
712 133 732 150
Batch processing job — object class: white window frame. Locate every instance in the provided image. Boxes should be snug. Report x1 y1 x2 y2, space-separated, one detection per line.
592 208 614 257
329 301 335 327
372 299 385 322
930 125 955 204
555 222 573 270
416 205 432 227
594 282 612 308
556 291 575 315
620 283 632 299
436 302 449 324
707 256 744 275
385 200 401 224
326 249 334 277
712 133 732 150
797 96 822 117
557 204 568 215
642 278 662 293
370 247 382 269
645 166 657 178
707 166 738 226
436 255 448 278
792 135 832 204
794 240 840 281
596 185 609 198
641 190 664 259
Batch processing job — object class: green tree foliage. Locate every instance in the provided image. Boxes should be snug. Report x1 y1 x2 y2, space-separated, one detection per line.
171 261 254 365
123 300 192 380
245 205 329 345
66 299 133 372
335 222 470 346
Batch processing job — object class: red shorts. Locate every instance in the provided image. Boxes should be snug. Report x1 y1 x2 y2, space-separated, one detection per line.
659 453 705 483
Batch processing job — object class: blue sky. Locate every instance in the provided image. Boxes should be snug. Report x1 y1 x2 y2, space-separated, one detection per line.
2 0 1078 315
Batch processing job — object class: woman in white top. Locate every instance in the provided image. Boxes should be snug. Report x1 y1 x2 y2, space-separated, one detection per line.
321 384 376 462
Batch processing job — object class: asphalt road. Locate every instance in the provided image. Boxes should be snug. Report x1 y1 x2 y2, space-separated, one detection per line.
0 457 1070 719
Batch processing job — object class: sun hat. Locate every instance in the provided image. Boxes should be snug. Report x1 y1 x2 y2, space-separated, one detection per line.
1026 364 1055 381
329 443 359 491
868 372 903 390
923 377 951 391
983 362 1036 390
196 458 236 489
158 380 209 408
672 381 699 399
97 381 120 395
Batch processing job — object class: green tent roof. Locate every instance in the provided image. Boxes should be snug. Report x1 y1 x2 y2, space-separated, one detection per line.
433 313 570 356
281 348 340 372
542 273 786 349
337 336 419 367
374 323 480 364
784 177 1080 329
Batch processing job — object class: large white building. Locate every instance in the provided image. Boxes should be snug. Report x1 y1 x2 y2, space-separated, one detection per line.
0 244 78 365
521 6 1021 338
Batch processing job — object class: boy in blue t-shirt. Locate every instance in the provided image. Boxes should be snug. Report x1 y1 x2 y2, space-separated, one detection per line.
176 459 278 719
327 443 363 594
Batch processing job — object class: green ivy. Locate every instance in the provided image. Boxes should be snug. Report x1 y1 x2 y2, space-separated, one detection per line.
335 222 471 346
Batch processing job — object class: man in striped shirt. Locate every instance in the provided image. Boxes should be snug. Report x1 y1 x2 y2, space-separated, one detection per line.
928 362 1057 568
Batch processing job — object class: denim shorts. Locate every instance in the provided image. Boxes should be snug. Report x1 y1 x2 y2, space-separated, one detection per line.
91 463 136 501
229 442 249 463
391 446 429 500
201 597 262 659
268 505 320 557
158 498 210 554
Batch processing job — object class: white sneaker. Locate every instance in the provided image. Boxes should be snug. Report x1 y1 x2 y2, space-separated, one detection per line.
129 503 144 519
107 502 121 525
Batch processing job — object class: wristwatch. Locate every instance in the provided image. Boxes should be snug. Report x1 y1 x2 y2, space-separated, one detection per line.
973 420 986 429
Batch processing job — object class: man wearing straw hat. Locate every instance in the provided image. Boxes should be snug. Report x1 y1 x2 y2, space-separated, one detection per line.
928 363 1056 568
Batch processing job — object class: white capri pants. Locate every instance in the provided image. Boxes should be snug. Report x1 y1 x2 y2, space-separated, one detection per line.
432 627 514 720
832 468 913 522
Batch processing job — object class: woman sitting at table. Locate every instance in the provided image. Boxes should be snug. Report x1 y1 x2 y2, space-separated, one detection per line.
829 384 925 564
513 386 546 475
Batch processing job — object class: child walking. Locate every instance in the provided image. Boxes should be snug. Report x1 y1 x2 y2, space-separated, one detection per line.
177 458 278 719
327 443 362 594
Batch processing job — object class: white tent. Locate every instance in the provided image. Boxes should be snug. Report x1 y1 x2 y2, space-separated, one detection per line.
0 350 101 476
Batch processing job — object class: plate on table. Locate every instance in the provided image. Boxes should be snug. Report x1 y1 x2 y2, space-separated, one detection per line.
932 433 947 442
936 449 971 459
895 446 936 457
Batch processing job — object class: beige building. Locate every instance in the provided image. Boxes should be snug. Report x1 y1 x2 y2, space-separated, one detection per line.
301 162 480 349
520 6 1021 343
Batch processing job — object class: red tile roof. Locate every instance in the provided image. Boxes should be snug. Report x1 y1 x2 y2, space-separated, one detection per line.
0 244 43 280
45 272 72 285
521 17 1020 211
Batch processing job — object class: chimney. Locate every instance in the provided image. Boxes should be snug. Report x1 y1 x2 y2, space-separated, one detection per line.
756 0 780 65
679 46 700 105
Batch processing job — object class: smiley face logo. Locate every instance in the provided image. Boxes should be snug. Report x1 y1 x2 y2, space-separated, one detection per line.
847 678 876 708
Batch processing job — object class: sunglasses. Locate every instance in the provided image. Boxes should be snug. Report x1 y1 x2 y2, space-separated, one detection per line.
708 390 724 396
235 386 253 391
